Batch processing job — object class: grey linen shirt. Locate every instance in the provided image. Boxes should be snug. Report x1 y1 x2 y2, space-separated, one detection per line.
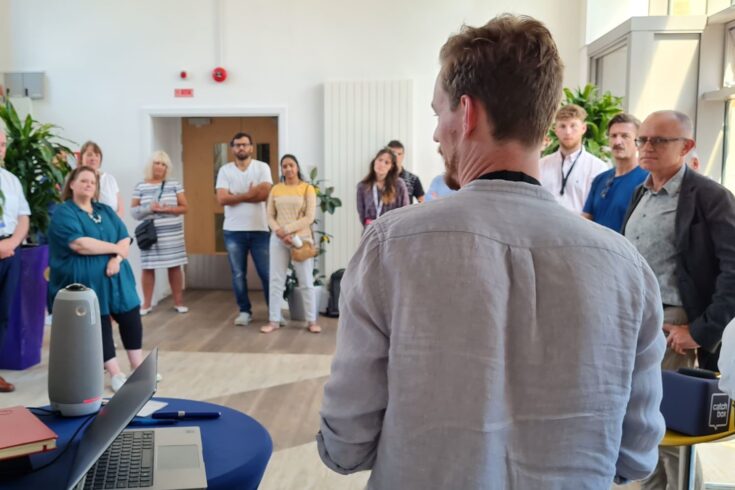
318 179 666 489
624 164 686 306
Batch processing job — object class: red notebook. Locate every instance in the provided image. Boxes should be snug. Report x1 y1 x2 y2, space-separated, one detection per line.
0 406 58 460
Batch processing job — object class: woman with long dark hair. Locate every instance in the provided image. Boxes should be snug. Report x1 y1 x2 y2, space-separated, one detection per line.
261 154 321 334
356 148 409 227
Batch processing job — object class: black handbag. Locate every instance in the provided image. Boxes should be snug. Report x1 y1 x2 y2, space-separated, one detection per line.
135 181 165 250
135 219 157 250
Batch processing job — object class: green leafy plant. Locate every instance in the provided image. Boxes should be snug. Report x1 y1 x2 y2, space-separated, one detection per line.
0 101 72 242
543 84 624 161
284 167 342 300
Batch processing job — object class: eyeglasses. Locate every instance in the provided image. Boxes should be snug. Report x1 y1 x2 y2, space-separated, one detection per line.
634 136 689 149
232 143 252 148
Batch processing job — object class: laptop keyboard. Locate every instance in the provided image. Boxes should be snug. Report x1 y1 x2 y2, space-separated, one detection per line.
83 430 155 489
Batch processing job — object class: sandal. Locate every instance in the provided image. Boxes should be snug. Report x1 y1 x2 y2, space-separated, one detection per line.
260 323 280 334
308 324 322 334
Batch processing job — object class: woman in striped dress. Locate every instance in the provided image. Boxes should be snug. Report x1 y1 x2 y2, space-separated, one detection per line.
131 151 189 315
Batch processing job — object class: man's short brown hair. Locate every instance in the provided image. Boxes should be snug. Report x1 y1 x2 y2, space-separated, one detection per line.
607 112 640 133
439 14 563 147
555 104 587 122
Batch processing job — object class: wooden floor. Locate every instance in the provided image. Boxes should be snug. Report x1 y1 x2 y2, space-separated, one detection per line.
2 289 734 489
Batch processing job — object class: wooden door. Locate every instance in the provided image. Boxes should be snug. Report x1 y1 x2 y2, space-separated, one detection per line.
181 116 278 288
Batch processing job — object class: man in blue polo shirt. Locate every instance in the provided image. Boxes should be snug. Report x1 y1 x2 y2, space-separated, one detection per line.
583 113 648 232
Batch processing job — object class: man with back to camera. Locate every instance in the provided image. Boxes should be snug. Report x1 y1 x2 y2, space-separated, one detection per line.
318 14 666 489
215 132 273 327
540 104 608 213
622 110 735 490
386 140 425 203
0 130 31 392
582 113 648 232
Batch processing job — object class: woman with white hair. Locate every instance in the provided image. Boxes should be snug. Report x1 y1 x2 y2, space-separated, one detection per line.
131 151 189 315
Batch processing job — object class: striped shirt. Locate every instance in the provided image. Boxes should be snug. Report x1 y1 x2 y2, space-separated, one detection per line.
266 182 317 241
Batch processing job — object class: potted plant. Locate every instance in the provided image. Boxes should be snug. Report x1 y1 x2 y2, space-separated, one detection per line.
543 84 624 161
285 167 341 321
0 101 72 369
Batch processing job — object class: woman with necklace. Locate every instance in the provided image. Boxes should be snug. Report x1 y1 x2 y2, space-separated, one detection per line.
356 148 409 228
131 151 189 315
48 166 143 393
261 154 321 334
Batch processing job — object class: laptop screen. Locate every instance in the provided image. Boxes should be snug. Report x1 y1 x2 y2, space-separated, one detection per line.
65 348 158 489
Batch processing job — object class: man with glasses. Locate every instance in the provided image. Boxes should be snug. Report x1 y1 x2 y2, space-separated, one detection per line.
216 132 273 327
0 130 31 392
582 113 648 232
540 104 608 213
622 110 735 490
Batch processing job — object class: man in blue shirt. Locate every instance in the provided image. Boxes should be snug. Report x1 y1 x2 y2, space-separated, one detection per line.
583 113 648 232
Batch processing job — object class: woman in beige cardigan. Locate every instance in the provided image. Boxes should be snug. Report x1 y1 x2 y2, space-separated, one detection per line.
261 154 321 334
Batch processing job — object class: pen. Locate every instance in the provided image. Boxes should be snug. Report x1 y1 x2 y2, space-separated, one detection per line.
129 418 178 426
151 410 222 420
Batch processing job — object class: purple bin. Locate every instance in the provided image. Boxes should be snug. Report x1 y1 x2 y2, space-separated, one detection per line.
0 245 48 370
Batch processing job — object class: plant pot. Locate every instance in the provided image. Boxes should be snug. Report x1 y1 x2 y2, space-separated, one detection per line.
0 245 49 370
315 285 328 314
287 286 309 322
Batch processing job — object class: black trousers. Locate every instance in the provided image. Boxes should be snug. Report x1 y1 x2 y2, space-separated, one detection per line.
101 308 142 362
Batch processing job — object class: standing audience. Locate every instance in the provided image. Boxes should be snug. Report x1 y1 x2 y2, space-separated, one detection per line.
540 105 608 213
216 132 273 327
387 140 425 203
261 154 321 334
319 14 665 488
582 113 648 232
79 141 124 217
131 151 189 315
48 166 143 393
622 110 735 490
356 148 409 228
0 130 30 393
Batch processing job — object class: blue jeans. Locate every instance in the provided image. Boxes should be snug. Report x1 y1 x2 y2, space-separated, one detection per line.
223 230 270 314
0 250 21 350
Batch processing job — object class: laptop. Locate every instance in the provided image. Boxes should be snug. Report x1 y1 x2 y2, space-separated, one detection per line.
66 348 208 490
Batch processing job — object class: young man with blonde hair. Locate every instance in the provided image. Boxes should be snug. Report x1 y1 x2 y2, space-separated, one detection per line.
319 14 665 488
540 104 608 213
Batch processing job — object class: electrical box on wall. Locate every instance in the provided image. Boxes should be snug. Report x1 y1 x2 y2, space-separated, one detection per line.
3 72 45 99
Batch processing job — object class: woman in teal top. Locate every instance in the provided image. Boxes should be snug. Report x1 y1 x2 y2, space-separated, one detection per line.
48 166 143 392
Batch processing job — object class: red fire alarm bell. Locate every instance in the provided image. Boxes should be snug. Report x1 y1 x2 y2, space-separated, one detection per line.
180 70 188 80
212 67 227 83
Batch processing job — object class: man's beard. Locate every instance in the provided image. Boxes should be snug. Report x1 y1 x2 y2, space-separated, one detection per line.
235 150 249 160
442 150 460 190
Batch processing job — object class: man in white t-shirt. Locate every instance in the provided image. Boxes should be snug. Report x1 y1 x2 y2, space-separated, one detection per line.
215 132 273 326
540 104 608 213
0 130 31 392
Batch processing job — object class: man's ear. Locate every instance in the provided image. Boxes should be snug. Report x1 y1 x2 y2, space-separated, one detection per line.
682 140 696 156
460 95 478 137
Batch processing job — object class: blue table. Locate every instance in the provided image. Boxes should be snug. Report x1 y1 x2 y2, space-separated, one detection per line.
0 398 273 489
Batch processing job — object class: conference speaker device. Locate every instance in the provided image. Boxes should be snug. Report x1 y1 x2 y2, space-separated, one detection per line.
48 284 104 417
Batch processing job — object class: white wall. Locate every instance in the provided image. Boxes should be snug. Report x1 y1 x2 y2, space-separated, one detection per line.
6 0 585 278
0 0 9 100
585 0 649 43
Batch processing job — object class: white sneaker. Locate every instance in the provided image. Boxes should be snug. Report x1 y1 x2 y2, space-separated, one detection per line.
140 306 153 316
174 305 189 314
111 373 127 392
234 312 251 326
